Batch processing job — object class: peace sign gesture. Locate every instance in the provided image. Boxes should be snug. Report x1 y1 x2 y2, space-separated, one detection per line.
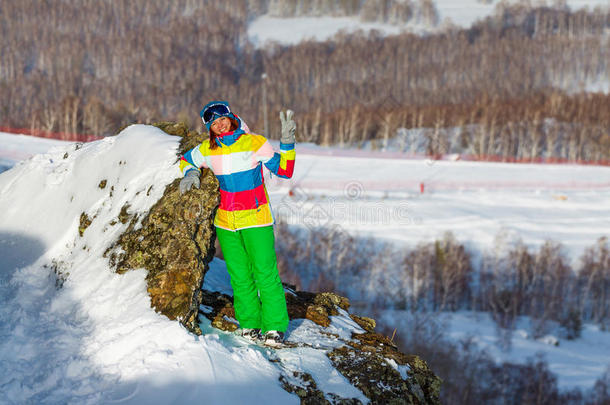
279 109 296 144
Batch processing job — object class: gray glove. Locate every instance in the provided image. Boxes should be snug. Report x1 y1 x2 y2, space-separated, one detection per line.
279 110 296 144
179 170 200 195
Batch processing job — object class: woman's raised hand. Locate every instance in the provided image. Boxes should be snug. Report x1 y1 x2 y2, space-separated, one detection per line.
279 110 296 144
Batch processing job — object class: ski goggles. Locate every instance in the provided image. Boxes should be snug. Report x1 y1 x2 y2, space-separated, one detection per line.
201 103 232 124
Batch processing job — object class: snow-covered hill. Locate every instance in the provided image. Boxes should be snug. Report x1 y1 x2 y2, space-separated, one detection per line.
248 0 610 47
1 127 409 404
380 309 610 390
1 127 609 400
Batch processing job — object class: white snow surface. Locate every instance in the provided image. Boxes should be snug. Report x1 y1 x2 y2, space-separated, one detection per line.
0 132 71 174
0 126 367 404
248 16 403 47
248 0 610 47
380 310 610 390
266 142 610 267
1 127 609 398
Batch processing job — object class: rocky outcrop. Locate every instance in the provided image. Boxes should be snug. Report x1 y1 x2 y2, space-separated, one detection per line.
328 334 441 404
105 122 441 403
105 122 217 334
201 287 441 404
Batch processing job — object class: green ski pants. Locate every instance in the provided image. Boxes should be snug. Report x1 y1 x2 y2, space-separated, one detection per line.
215 225 289 333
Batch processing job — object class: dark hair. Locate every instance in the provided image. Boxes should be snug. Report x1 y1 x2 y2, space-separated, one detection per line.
209 117 239 149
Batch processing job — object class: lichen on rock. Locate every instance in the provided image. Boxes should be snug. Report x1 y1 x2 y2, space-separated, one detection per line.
349 314 376 333
154 121 206 156
117 203 134 225
79 212 92 237
200 285 441 404
280 370 362 404
201 290 238 332
314 292 350 312
104 122 219 334
328 332 442 404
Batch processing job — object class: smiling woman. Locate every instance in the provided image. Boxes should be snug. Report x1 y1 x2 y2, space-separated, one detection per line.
208 116 238 150
178 100 297 347
210 116 233 135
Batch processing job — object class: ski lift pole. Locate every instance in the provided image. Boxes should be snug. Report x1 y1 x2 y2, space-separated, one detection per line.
262 73 268 136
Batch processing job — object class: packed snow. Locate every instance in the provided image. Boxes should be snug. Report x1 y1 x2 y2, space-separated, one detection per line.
0 132 70 174
265 142 610 267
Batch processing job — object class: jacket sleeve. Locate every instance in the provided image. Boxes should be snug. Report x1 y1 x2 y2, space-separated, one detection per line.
179 143 207 175
255 138 295 179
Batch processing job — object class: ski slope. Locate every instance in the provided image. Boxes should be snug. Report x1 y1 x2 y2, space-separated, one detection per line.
265 142 610 267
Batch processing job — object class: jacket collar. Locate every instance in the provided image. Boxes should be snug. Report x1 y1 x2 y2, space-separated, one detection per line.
215 128 245 147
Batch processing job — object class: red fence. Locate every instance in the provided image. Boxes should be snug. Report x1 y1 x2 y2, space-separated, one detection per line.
0 127 103 143
2 128 609 166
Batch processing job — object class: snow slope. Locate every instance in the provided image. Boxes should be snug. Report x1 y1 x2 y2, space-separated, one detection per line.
0 132 70 174
248 15 403 47
1 129 609 398
379 310 610 390
266 142 610 266
0 127 367 404
248 0 610 47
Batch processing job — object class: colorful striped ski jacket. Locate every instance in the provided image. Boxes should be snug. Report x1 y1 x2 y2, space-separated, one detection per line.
179 128 295 231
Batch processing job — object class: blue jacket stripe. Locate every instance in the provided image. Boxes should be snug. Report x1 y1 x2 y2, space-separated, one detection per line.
264 153 281 175
216 165 264 192
183 147 201 169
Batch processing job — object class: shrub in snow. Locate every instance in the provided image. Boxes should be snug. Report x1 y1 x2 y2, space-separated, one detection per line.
559 309 583 340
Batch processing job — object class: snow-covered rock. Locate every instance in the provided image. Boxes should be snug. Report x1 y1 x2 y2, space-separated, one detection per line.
0 124 440 404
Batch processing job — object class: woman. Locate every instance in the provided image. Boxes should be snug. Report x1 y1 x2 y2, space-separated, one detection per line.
179 101 296 347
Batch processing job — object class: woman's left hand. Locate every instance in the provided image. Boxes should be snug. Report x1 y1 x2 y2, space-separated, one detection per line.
279 110 296 144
